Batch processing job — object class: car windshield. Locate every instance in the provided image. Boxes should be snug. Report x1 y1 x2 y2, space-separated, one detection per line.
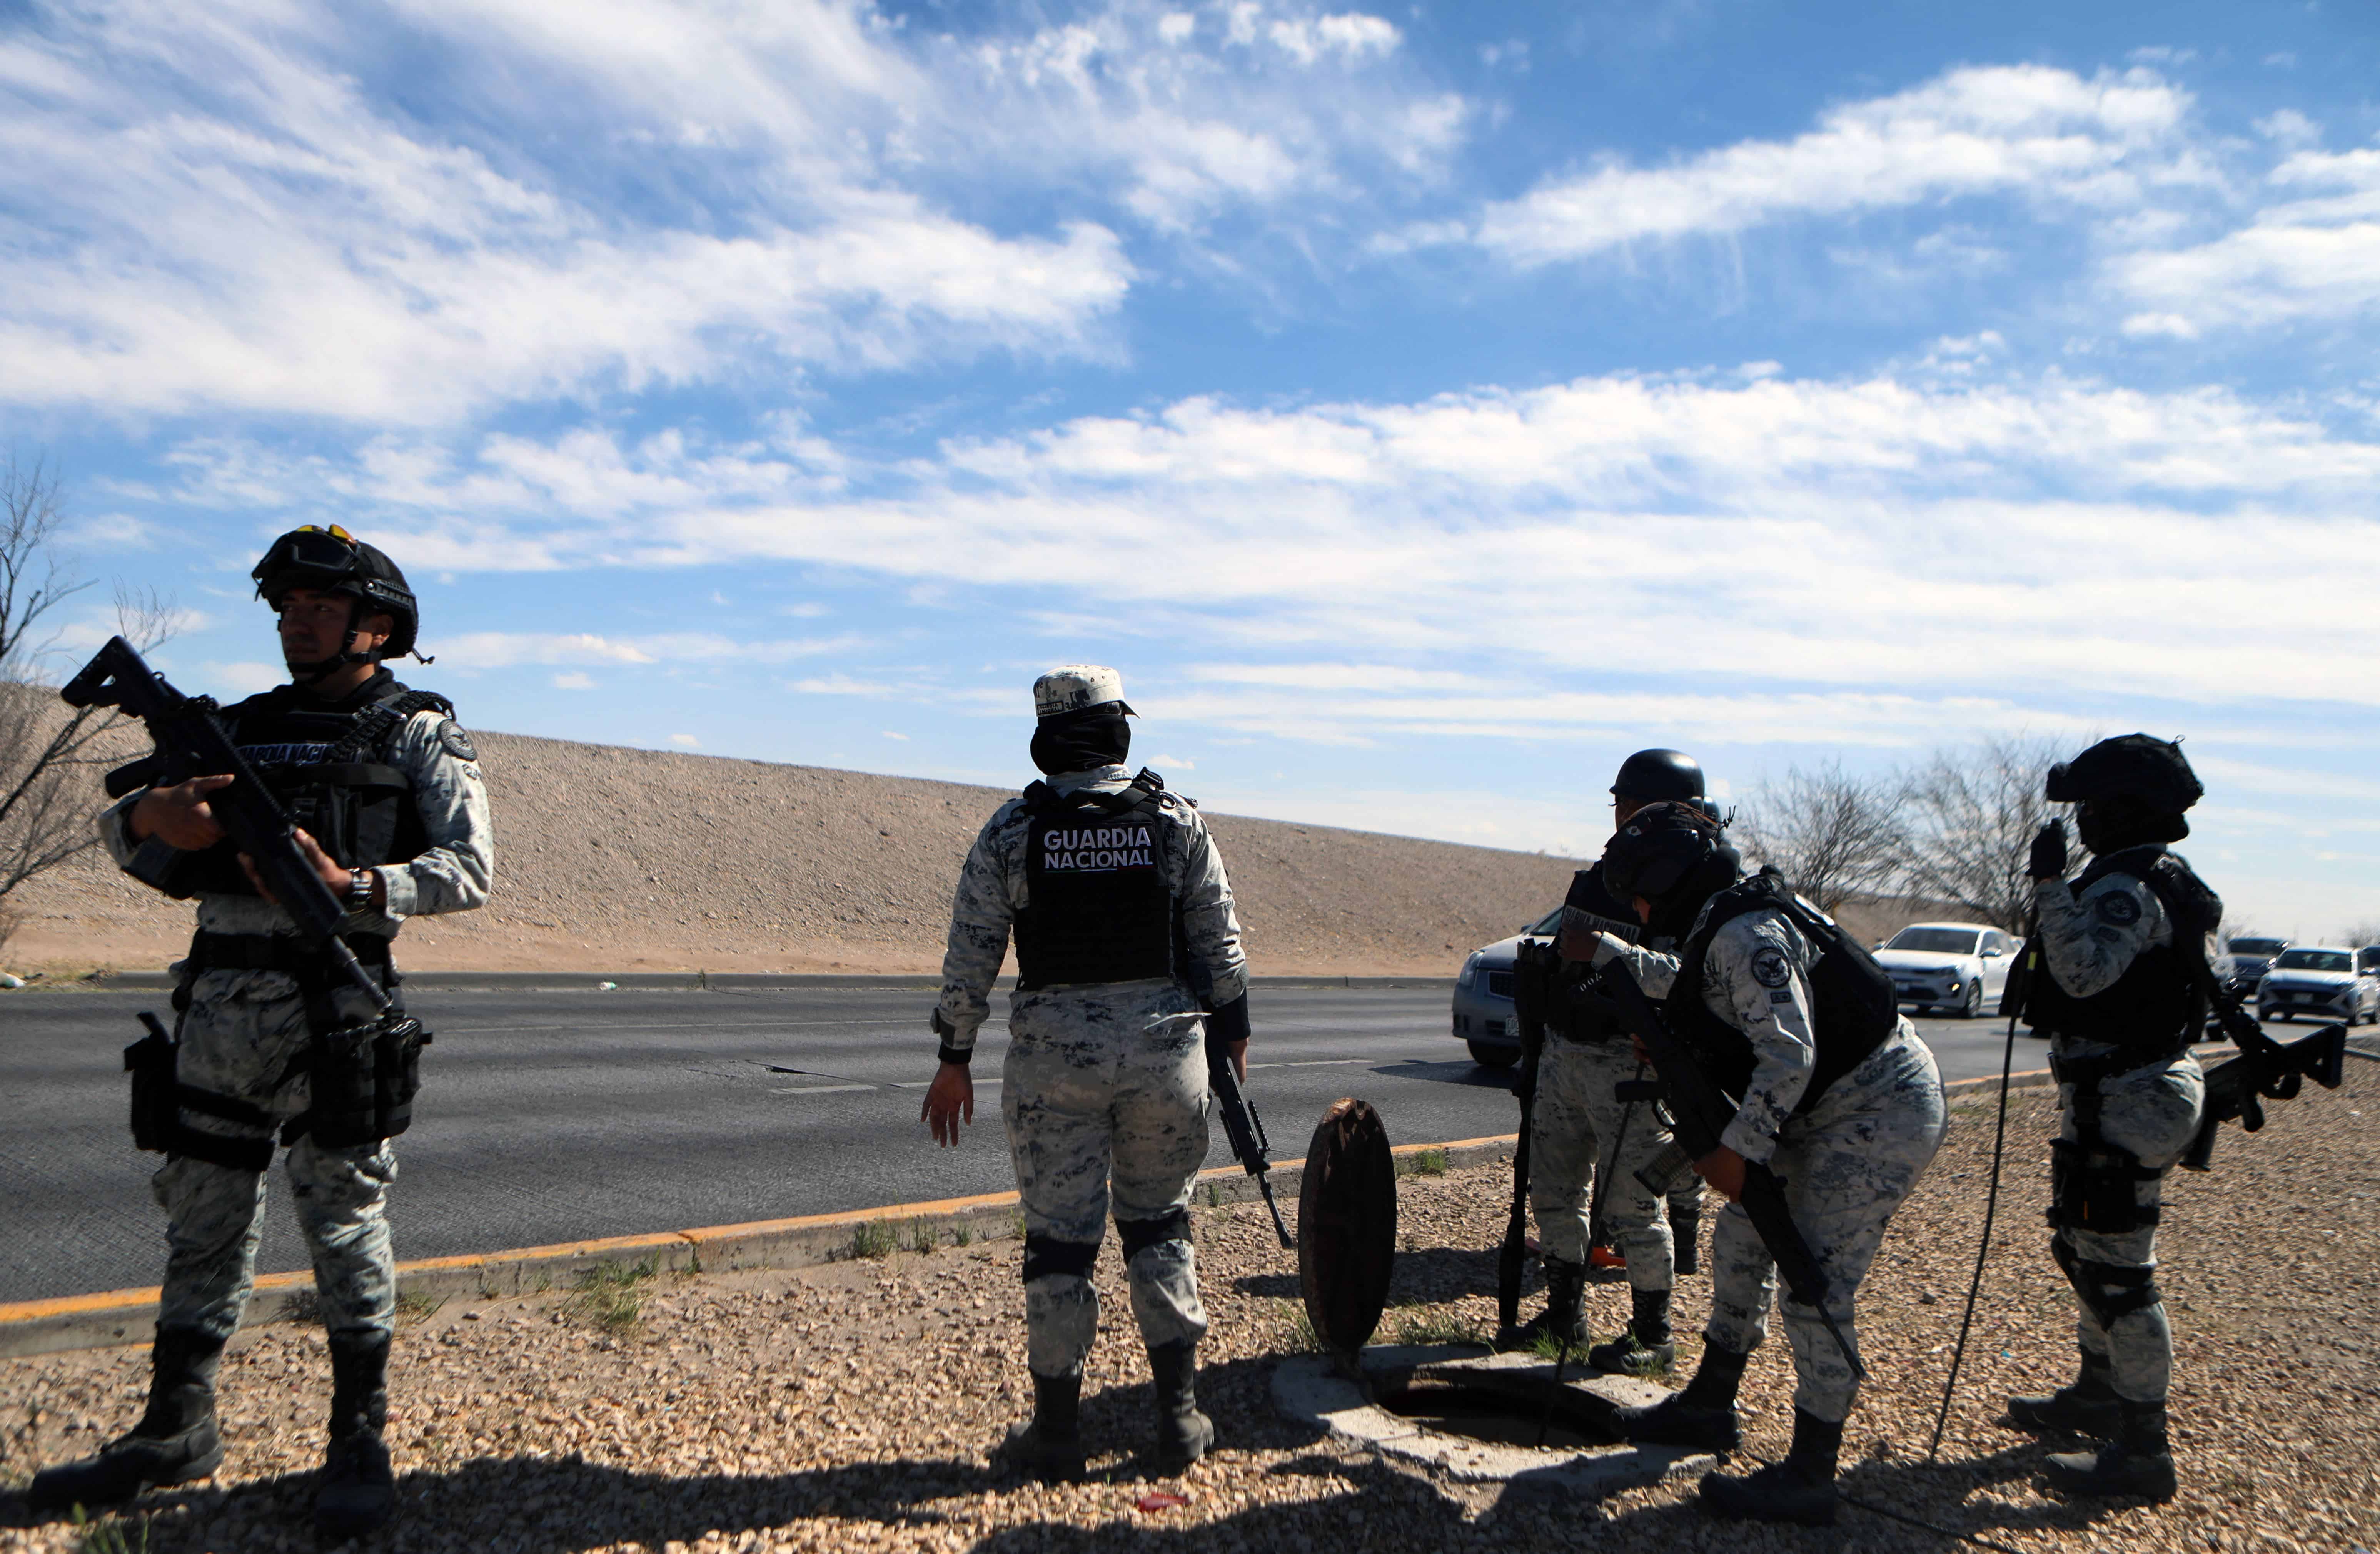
1527 906 1564 936
2228 939 2286 956
2274 949 2350 973
1887 928 1979 955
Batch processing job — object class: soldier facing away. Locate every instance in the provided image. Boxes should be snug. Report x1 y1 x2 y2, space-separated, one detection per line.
1505 748 1709 1369
1581 802 1948 1526
27 527 495 1542
2004 735 2216 1502
921 666 1249 1482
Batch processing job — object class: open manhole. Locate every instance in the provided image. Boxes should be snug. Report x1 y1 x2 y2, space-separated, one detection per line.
1273 1346 1713 1496
1373 1376 1619 1452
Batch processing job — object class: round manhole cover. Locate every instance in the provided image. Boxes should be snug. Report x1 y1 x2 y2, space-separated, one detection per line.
1297 1097 1397 1353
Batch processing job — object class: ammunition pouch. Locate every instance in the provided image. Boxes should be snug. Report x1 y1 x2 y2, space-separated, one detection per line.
2047 1138 2161 1234
2052 1234 2163 1325
303 1014 430 1150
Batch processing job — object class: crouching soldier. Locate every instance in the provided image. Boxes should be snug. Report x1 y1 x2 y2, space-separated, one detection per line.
1579 802 1948 1526
27 527 494 1542
921 667 1250 1480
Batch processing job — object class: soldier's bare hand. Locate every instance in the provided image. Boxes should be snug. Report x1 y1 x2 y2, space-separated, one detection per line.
238 828 347 904
130 774 235 850
924 1061 974 1146
1694 1146 1748 1202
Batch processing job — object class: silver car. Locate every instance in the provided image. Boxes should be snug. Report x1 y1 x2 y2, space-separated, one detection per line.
2256 946 2380 1026
1449 906 1564 1069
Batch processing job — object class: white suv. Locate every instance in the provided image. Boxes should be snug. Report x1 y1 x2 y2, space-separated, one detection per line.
1875 922 2020 1019
2257 946 2380 1026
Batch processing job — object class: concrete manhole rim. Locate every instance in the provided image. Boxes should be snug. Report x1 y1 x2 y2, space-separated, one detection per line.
1272 1343 1716 1492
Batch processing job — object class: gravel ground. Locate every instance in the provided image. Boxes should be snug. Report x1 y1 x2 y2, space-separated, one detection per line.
7 1060 2372 1554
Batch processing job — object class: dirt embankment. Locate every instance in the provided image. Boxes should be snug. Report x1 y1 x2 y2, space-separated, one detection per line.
5 732 1598 977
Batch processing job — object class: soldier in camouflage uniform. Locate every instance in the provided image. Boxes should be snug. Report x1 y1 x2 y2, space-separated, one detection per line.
2004 735 2216 1504
1508 750 1710 1372
1582 802 1947 1527
28 528 494 1542
922 666 1248 1482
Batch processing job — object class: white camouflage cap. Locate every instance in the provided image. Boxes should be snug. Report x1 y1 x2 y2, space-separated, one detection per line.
1033 664 1135 721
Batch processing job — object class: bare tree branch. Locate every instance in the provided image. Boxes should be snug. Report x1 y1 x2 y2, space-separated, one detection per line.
1891 734 2073 934
0 453 177 924
1736 759 1908 914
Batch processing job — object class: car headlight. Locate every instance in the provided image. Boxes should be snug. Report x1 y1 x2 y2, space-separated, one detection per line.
1459 952 1484 990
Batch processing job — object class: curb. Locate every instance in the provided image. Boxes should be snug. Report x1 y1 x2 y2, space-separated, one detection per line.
0 1135 1517 1362
26 972 1450 993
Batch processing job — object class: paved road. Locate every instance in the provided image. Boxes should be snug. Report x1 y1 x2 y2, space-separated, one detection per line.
0 985 2068 1305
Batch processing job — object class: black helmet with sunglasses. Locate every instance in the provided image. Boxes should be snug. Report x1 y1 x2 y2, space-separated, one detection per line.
252 526 421 670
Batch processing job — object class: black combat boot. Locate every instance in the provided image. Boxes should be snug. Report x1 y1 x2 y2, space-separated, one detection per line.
1609 1338 1746 1451
314 1330 397 1543
1587 1288 1677 1377
2007 1346 2122 1438
1000 1370 1087 1484
1500 1256 1586 1350
1699 1408 1842 1526
2042 1399 2178 1502
1147 1340 1214 1472
1669 1204 1701 1277
26 1326 225 1512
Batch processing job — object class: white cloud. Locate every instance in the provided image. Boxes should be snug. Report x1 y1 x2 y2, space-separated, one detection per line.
437 630 865 667
2108 143 2380 333
551 671 596 690
1472 65 2194 266
0 0 1454 424
668 733 700 748
180 366 2380 745
881 730 910 740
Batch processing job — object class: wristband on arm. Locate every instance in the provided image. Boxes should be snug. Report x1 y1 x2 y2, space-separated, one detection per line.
1206 993 1251 1047
930 1007 971 1067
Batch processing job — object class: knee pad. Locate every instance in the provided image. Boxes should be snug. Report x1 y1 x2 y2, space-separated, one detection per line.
2047 1138 2161 1234
2053 1235 2162 1325
1116 1207 1192 1263
1021 1234 1100 1285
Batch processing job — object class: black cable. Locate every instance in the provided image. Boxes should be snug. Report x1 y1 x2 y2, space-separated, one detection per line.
1926 942 2028 1464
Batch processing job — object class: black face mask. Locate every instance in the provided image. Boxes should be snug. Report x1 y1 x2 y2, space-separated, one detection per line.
1030 712 1131 776
2077 798 2189 855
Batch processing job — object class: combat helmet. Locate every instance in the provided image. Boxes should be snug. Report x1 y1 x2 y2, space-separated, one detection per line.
1611 748 1705 803
252 526 420 662
2047 734 2200 852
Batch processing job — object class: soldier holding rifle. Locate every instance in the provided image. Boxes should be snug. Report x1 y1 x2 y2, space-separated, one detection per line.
2003 735 2219 1502
1577 801 1947 1526
27 528 493 1542
922 667 1250 1482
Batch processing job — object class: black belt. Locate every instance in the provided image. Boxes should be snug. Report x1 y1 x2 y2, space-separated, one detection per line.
188 931 392 973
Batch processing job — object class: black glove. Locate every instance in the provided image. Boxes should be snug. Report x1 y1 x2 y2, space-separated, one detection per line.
2028 818 2068 882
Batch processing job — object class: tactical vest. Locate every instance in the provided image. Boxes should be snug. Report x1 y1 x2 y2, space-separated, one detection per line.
2023 845 2219 1055
1012 769 1184 992
1661 869 1898 1111
110 672 453 899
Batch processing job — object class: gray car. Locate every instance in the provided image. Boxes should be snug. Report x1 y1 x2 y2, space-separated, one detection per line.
2256 946 2380 1026
2221 935 2290 997
1449 906 1564 1069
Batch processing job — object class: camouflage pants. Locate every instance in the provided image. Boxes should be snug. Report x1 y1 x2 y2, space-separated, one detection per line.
154 966 399 1344
1704 1026 1947 1424
1530 1036 1679 1288
1001 981 1212 1379
2051 1046 2205 1404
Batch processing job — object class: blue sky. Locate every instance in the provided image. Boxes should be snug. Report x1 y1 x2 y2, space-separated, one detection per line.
5 0 2378 937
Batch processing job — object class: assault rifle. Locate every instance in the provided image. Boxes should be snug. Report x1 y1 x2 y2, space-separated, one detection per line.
1496 937 1557 1339
1207 1031 1293 1248
59 636 391 1012
2182 969 2348 1171
1598 958 1866 1380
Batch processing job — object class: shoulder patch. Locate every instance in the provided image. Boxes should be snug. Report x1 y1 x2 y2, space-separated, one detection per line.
1749 944 1793 989
2095 891 2142 927
437 720 478 762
